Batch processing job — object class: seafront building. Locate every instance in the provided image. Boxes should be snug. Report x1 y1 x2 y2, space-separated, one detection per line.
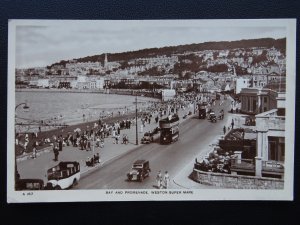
239 88 278 114
231 91 285 179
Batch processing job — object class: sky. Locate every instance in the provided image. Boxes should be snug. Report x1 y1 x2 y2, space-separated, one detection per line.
14 20 287 68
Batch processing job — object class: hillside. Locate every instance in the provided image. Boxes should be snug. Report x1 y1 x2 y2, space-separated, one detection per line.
49 37 286 68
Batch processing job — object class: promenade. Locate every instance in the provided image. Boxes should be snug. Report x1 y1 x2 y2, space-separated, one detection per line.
16 96 246 189
16 105 196 186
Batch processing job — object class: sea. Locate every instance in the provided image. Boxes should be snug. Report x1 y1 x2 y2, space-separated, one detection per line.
15 91 159 132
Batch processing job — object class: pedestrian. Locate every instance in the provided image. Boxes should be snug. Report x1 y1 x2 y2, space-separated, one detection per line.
32 140 37 159
87 137 91 151
23 134 29 154
231 119 234 129
58 135 63 151
53 140 59 161
115 135 119 144
100 138 104 148
223 125 226 135
156 171 163 189
163 171 170 189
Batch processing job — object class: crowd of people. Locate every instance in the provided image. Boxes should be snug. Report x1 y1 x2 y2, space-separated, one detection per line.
16 92 224 163
194 147 235 174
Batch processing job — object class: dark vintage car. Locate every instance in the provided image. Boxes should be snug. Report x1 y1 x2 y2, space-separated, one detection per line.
15 179 45 191
141 132 154 144
127 160 151 182
245 116 256 126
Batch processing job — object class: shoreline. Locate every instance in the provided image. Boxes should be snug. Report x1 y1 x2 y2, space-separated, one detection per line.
15 88 162 99
15 88 162 133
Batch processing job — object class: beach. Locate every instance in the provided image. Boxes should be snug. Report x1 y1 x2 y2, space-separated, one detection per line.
16 90 160 133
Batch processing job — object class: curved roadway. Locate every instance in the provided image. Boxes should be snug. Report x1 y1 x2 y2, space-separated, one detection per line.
75 99 231 189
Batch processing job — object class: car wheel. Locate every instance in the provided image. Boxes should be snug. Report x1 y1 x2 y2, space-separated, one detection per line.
55 185 61 190
72 178 78 187
127 175 132 181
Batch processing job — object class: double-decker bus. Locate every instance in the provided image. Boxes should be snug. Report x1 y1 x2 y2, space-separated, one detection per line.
46 161 80 190
198 102 208 119
159 114 179 144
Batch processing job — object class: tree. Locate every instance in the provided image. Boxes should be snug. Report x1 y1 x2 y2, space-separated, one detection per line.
206 64 228 73
252 50 268 65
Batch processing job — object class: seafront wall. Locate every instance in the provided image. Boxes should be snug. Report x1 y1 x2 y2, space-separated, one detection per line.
191 168 284 189
16 88 162 99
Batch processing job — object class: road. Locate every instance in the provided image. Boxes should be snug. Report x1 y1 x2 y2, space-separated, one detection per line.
75 99 231 189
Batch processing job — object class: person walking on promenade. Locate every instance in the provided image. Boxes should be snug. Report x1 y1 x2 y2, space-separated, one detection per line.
223 125 226 135
23 134 29 155
163 171 170 189
156 171 163 189
114 135 119 144
32 140 37 159
231 119 234 129
53 140 59 161
58 135 63 152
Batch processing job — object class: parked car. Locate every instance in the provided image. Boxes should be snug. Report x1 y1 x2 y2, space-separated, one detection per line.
15 179 45 191
245 116 256 126
127 160 151 182
46 161 80 190
141 132 154 144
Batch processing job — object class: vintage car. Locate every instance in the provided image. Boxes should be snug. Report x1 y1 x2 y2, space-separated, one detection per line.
208 112 217 123
15 179 45 191
127 160 151 182
46 161 80 190
141 132 154 144
245 116 256 126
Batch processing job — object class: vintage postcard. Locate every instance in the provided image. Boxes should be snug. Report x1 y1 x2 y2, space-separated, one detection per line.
7 19 296 202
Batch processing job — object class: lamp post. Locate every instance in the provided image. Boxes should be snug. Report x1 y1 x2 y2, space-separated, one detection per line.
135 93 138 145
15 102 30 188
15 102 29 111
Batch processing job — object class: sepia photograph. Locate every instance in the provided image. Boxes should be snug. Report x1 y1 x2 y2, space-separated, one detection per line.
7 19 296 202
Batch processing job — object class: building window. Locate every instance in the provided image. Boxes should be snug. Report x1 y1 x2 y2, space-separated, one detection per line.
268 137 285 162
248 98 250 111
253 99 257 112
264 97 268 103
